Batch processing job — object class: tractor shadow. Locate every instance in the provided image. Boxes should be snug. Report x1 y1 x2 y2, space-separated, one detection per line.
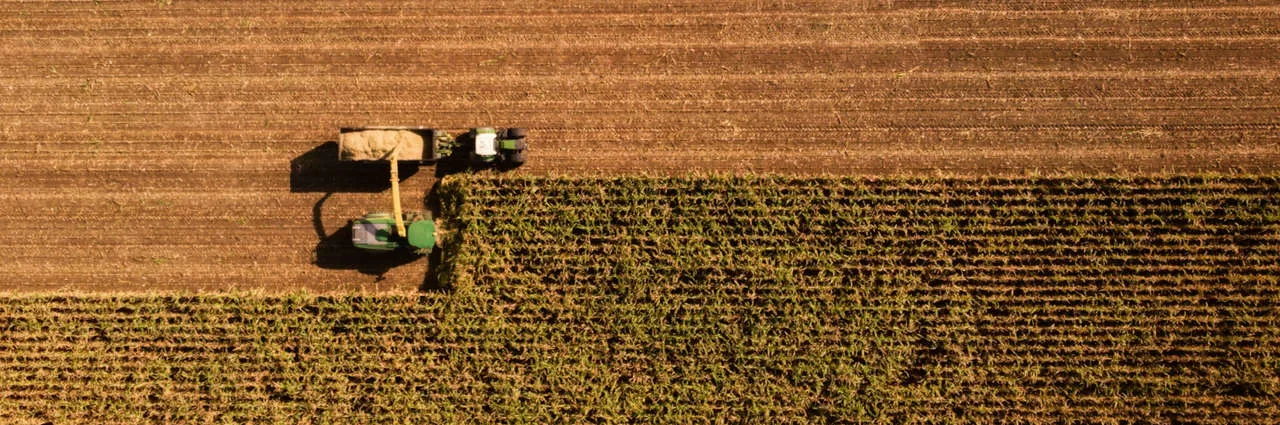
291 141 483 291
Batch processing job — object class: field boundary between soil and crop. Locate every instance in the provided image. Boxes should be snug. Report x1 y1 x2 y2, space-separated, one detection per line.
2 173 1278 423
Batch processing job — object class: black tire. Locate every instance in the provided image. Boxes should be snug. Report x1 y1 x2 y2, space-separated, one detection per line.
505 127 527 139
506 150 527 166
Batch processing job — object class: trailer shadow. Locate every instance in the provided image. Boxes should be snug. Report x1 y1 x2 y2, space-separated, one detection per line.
290 141 420 193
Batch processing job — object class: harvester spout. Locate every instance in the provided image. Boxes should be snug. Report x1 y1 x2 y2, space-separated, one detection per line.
389 148 406 237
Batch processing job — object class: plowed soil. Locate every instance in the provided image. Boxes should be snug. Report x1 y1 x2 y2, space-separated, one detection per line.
2 1 1278 291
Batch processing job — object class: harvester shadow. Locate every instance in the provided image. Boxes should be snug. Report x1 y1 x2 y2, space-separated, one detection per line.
292 142 425 279
309 193 422 278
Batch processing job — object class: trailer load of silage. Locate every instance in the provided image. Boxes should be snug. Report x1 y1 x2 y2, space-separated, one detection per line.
339 129 425 161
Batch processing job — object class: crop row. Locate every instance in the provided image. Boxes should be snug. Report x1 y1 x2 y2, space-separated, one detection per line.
431 174 1280 423
0 175 1276 423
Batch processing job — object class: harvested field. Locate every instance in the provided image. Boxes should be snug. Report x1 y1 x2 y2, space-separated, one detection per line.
2 175 1277 423
2 1 1280 290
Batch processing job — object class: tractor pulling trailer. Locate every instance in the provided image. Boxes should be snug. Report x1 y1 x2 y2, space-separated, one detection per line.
337 126 528 253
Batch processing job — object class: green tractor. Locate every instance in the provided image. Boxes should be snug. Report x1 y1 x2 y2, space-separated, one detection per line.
466 127 528 167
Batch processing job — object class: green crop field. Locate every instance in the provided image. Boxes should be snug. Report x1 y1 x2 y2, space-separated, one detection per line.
3 175 1279 424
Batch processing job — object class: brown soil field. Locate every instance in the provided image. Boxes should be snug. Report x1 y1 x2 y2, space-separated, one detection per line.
1 1 1278 291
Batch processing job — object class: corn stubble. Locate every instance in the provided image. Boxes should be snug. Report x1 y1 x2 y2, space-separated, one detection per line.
3 175 1279 424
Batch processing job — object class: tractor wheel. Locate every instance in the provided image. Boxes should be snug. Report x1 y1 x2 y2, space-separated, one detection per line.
506 150 527 166
505 127 527 139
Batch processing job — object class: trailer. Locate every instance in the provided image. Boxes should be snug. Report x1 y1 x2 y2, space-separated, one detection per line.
338 126 527 167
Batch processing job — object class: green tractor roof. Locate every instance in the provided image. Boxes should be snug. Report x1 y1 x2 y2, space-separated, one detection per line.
351 218 398 251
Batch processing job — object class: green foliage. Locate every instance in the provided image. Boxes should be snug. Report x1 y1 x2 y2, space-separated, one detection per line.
1 175 1279 423
437 174 1280 423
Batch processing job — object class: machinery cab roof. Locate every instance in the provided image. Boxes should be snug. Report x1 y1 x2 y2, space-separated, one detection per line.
473 127 498 157
351 214 398 251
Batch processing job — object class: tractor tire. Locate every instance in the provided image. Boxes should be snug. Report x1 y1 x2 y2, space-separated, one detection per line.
505 127 528 139
506 150 527 166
